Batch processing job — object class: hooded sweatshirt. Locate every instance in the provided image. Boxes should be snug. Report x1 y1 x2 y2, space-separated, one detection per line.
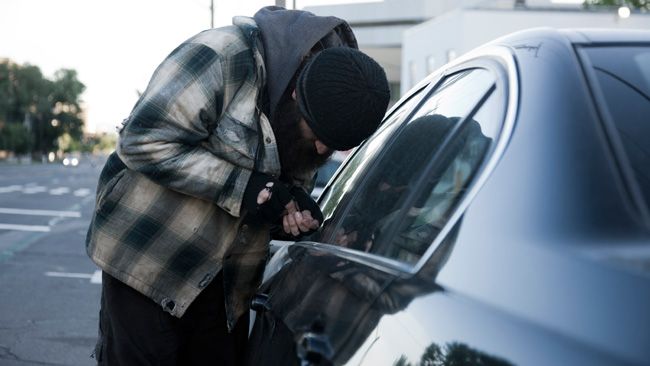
253 6 358 117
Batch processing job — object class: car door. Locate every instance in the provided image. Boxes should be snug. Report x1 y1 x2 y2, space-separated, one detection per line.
248 53 513 366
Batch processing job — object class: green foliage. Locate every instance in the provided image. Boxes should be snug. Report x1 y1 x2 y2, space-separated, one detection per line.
0 123 33 154
393 341 515 366
81 133 117 154
420 343 444 366
0 59 86 156
584 0 650 10
393 355 413 366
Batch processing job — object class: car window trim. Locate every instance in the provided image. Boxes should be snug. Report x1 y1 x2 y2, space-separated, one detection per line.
410 46 519 276
290 241 414 276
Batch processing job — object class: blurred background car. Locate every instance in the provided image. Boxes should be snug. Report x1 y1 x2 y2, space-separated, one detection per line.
62 156 79 167
247 28 650 366
311 151 348 199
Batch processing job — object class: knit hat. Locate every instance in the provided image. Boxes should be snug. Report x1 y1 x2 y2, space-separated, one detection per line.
296 47 390 151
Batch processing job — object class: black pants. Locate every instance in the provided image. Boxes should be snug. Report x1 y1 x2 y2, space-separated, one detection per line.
95 271 249 366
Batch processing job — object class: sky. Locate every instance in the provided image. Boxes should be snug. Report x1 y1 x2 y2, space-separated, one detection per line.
0 0 368 134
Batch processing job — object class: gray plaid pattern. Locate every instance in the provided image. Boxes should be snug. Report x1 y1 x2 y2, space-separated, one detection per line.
86 17 280 331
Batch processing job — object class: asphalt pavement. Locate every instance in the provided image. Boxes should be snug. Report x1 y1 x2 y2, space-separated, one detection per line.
0 157 105 366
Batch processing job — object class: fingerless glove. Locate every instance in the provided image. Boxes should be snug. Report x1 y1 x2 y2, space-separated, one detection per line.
242 172 292 224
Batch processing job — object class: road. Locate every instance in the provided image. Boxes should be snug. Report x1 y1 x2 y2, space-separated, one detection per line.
0 158 105 366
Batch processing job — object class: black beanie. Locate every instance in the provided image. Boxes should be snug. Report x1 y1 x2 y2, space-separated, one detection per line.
296 47 390 151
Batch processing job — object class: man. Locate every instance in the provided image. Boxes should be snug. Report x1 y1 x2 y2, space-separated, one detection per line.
85 5 390 366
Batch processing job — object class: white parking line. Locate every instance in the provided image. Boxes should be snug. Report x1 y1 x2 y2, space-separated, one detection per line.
49 187 71 195
73 188 91 197
0 185 94 197
23 186 47 194
0 185 22 193
45 271 93 279
0 207 81 218
45 270 102 284
0 223 50 232
91 270 102 284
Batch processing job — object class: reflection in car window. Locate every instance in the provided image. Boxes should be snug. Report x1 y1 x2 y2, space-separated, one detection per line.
581 46 650 209
320 69 500 263
383 114 493 262
409 69 495 127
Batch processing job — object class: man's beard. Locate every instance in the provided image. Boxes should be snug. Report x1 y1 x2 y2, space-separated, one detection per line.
272 99 333 179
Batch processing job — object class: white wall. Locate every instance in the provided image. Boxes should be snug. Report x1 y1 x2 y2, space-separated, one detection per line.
304 0 484 25
402 8 650 93
304 0 485 86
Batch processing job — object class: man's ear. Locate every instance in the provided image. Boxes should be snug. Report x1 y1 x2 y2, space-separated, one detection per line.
291 89 297 101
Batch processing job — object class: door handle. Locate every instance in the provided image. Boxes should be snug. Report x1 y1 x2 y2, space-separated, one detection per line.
251 293 271 313
296 324 333 366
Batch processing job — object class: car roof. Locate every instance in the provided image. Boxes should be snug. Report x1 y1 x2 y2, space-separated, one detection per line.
560 28 650 44
486 27 650 48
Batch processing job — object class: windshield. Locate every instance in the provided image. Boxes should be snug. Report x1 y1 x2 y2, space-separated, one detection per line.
581 45 650 210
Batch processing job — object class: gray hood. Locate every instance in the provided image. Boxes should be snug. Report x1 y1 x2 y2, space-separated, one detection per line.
253 6 357 117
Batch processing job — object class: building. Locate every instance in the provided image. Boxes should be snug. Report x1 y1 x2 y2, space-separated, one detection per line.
304 0 650 98
305 0 484 103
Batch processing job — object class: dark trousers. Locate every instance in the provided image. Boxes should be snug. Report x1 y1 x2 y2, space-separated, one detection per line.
95 271 249 366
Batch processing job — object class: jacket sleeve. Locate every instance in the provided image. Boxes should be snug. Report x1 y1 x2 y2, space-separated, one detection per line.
116 41 252 217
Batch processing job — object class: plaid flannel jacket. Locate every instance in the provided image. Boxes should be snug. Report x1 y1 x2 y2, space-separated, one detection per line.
86 17 283 331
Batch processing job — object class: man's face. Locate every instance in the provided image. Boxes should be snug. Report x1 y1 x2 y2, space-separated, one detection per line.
272 97 334 178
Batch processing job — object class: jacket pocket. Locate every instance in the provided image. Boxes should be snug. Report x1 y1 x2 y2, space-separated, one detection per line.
96 169 129 214
208 113 258 169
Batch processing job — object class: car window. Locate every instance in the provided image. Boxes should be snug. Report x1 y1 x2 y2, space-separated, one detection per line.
315 159 341 187
318 68 500 264
311 154 346 199
317 86 426 222
381 93 501 263
581 46 650 210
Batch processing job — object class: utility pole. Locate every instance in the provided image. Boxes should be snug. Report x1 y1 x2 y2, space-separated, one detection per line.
210 0 214 28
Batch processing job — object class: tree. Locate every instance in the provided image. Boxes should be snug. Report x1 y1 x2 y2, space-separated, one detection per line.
0 59 85 159
584 0 650 10
0 123 32 154
393 355 413 366
419 343 444 366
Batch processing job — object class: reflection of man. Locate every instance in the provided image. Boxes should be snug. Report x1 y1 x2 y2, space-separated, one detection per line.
326 114 490 263
85 6 389 365
327 115 456 252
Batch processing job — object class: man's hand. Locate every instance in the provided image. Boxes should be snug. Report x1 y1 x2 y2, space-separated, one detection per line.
244 175 323 238
280 187 324 237
282 200 321 236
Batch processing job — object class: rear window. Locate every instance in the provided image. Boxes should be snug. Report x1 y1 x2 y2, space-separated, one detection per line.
581 46 650 209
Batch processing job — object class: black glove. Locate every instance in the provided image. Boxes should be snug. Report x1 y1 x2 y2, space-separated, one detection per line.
289 186 324 231
243 172 292 224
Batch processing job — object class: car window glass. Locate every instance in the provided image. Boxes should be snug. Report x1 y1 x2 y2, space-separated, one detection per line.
581 46 650 209
320 69 497 263
382 95 498 263
409 69 495 124
318 87 425 223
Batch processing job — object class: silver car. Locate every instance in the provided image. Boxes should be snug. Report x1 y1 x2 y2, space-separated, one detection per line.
248 28 650 366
